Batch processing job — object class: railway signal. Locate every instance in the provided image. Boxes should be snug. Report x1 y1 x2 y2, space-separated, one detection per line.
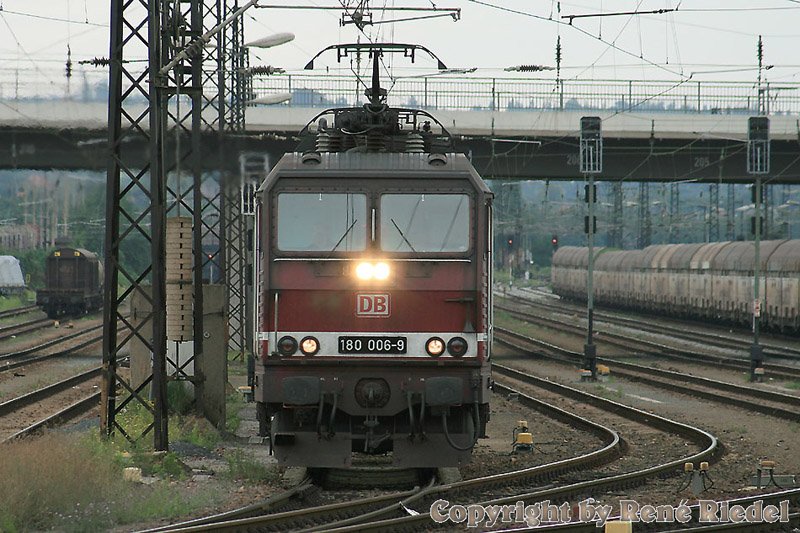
747 116 770 382
580 117 602 381
551 235 559 251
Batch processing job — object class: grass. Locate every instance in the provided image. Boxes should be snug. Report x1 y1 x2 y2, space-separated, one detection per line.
0 432 216 532
593 383 625 400
0 372 285 531
785 381 800 390
227 351 250 377
0 291 34 312
173 414 223 449
223 448 280 483
225 392 245 433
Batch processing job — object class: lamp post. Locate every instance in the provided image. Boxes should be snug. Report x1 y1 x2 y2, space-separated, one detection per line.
747 116 769 382
245 32 294 107
580 117 602 381
238 32 294 399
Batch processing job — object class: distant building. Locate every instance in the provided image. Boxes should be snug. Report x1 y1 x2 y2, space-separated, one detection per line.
0 224 39 250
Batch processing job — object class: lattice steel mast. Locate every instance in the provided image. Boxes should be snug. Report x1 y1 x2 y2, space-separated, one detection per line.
103 0 246 448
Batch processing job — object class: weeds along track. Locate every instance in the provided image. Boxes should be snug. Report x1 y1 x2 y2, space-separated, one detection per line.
495 326 800 422
157 373 717 532
0 367 101 442
496 298 800 380
0 321 112 373
511 289 800 361
0 317 53 342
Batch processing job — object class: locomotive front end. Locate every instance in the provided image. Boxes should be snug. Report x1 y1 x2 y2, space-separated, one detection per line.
254 152 492 468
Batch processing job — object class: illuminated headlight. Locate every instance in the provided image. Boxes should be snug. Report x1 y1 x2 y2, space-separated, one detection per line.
447 337 468 357
277 336 297 356
373 262 390 280
426 337 445 357
355 262 374 280
355 262 391 280
300 336 320 355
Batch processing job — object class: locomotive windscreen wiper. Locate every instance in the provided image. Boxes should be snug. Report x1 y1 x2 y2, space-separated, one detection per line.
390 218 417 252
327 219 359 255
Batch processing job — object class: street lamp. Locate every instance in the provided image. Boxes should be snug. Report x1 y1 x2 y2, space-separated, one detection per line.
244 32 295 106
244 32 295 49
580 117 602 381
248 93 292 105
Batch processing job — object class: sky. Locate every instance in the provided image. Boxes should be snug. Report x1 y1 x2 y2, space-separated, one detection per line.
0 1 799 96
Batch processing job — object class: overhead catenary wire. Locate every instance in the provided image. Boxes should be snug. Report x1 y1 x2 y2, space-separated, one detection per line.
0 8 107 27
464 0 689 80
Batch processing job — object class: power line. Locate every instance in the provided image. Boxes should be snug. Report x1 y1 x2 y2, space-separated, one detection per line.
0 8 107 27
571 0 644 80
678 6 800 12
464 0 689 79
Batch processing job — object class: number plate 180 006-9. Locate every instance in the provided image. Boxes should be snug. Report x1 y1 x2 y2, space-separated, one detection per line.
338 336 407 354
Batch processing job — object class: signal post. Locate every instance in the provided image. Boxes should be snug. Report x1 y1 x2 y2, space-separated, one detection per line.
580 117 602 381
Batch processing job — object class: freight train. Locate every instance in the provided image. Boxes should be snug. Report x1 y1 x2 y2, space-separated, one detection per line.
36 247 103 318
253 46 493 468
551 240 800 332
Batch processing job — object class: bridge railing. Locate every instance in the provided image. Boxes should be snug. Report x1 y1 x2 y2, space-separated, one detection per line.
251 74 800 115
2 67 798 117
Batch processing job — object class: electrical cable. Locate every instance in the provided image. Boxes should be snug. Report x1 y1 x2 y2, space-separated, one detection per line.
0 8 106 27
464 0 688 79
572 0 644 80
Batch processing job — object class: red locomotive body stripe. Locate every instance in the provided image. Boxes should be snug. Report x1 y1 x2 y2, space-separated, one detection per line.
266 261 480 332
270 289 475 332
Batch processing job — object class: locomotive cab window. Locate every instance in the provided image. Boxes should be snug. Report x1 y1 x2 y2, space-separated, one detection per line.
276 193 367 252
380 193 470 253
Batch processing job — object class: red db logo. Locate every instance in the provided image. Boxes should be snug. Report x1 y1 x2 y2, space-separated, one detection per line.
356 293 390 318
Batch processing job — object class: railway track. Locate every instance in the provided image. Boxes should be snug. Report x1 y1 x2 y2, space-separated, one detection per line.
495 325 800 422
0 322 106 373
0 305 39 321
515 287 800 360
0 317 53 342
496 299 800 381
154 368 719 532
0 367 101 442
146 382 624 532
282 368 716 532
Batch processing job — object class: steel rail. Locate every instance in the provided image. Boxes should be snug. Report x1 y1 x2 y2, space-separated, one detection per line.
496 300 800 380
152 384 623 532
0 321 122 373
138 482 317 532
0 367 101 417
495 326 800 421
511 291 800 360
0 317 53 341
3 392 100 442
0 322 104 359
311 365 719 532
0 305 38 320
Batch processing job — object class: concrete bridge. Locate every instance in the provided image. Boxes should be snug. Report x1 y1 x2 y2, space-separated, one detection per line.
1 74 799 182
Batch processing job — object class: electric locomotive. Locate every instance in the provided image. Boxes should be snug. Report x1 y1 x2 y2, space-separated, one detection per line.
253 45 493 468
